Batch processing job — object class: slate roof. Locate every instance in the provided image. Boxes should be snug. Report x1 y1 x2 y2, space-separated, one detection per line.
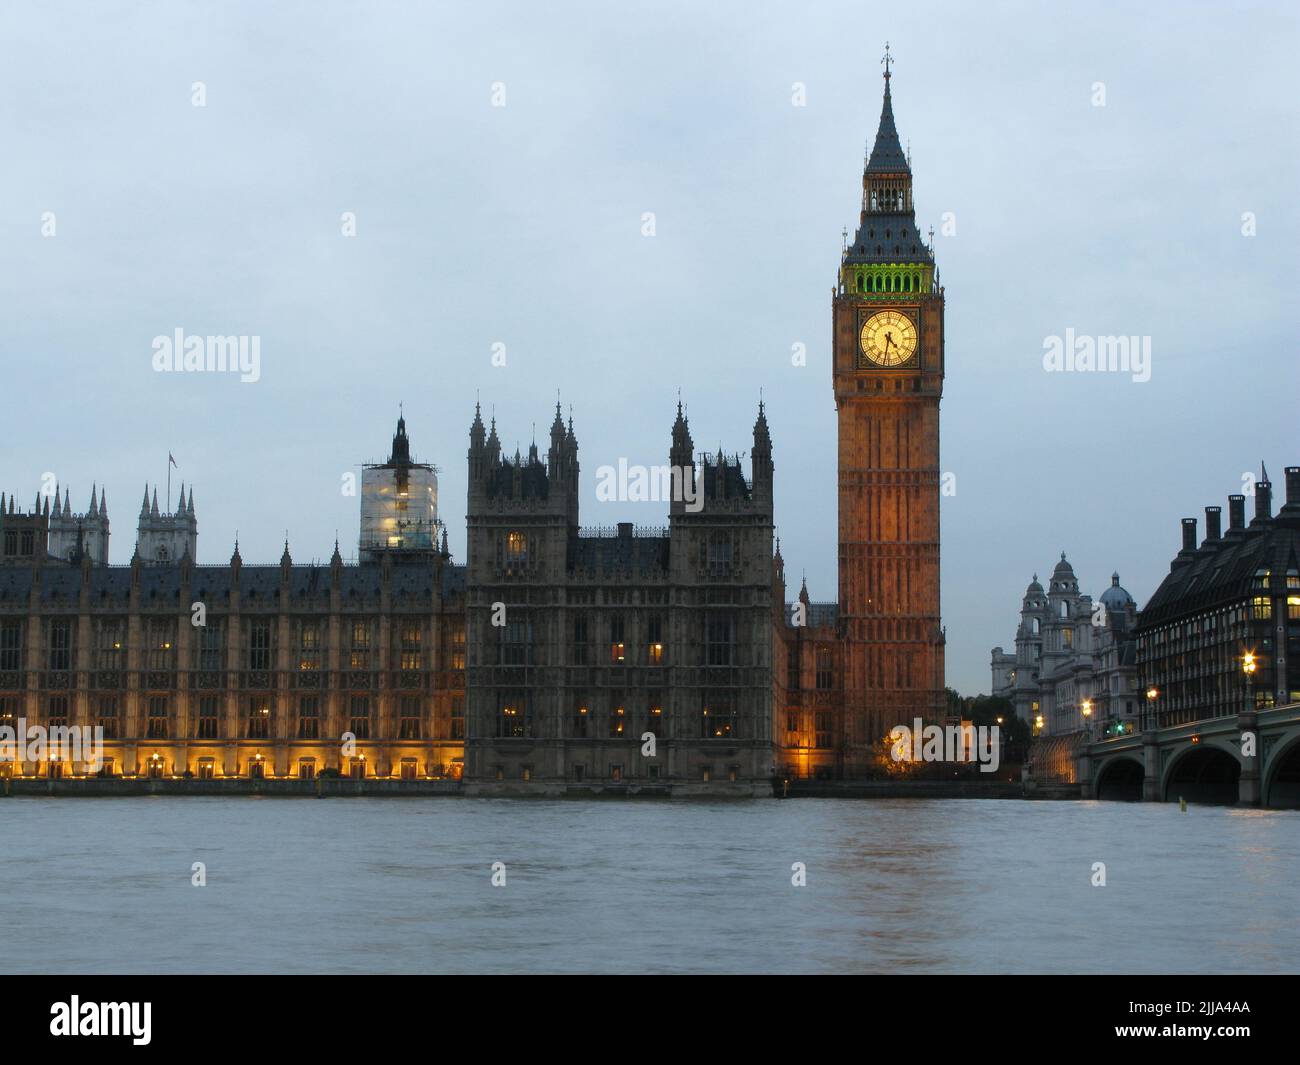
783 602 839 629
865 80 908 173
1138 502 1300 626
485 457 549 501
844 76 934 267
844 215 934 266
702 460 751 500
567 532 670 575
0 559 468 607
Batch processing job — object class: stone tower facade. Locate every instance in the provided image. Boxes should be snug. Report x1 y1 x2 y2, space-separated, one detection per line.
831 56 945 770
0 493 50 564
47 486 110 565
136 485 197 564
463 401 774 794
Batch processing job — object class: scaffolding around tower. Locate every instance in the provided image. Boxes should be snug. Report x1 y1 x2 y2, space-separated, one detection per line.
359 414 440 562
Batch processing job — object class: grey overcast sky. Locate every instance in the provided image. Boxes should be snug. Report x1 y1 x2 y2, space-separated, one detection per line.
1 1 1296 695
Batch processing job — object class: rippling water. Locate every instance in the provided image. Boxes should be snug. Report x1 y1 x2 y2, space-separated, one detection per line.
3 797 1297 974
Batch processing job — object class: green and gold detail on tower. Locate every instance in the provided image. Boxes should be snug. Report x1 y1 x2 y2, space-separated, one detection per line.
841 263 934 296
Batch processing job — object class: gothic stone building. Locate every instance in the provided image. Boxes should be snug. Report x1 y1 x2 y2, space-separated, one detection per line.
0 55 951 792
0 405 774 794
463 402 774 795
0 422 469 784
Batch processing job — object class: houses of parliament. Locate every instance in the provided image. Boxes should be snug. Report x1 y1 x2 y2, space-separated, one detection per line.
0 61 947 794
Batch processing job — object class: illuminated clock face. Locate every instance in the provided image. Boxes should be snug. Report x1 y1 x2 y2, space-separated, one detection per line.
859 310 918 367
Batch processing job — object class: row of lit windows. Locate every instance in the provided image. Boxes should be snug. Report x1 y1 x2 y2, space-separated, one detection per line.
492 692 739 740
492 613 735 668
491 763 740 784
0 759 466 783
0 693 466 742
0 618 465 674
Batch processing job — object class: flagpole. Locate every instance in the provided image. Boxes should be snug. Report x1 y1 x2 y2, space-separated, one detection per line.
167 454 171 512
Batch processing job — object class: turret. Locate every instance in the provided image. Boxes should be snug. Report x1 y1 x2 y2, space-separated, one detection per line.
359 412 439 562
47 483 111 565
751 399 773 501
137 481 198 563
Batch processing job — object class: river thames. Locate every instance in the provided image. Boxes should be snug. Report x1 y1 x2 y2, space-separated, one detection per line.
3 797 1296 974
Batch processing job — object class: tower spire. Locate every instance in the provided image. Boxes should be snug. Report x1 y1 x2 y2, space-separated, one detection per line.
865 43 907 175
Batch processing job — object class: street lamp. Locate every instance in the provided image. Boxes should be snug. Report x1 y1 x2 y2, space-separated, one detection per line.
1243 651 1257 714
1145 687 1159 731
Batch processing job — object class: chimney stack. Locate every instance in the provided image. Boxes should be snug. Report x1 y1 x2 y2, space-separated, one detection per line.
1171 516 1199 570
1284 466 1300 511
1203 505 1221 544
1253 480 1272 524
1227 494 1246 535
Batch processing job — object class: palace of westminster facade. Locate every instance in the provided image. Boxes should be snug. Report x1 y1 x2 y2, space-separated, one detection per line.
0 64 950 793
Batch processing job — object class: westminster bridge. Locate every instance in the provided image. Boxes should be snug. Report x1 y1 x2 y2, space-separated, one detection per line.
1079 701 1300 806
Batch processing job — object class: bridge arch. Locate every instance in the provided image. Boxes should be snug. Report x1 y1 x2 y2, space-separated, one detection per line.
1094 755 1144 801
1162 742 1241 805
1263 730 1300 809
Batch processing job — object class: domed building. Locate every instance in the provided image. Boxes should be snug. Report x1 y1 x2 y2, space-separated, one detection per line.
991 555 1140 742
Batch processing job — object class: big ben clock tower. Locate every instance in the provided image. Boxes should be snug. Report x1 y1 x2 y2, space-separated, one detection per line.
833 47 945 772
